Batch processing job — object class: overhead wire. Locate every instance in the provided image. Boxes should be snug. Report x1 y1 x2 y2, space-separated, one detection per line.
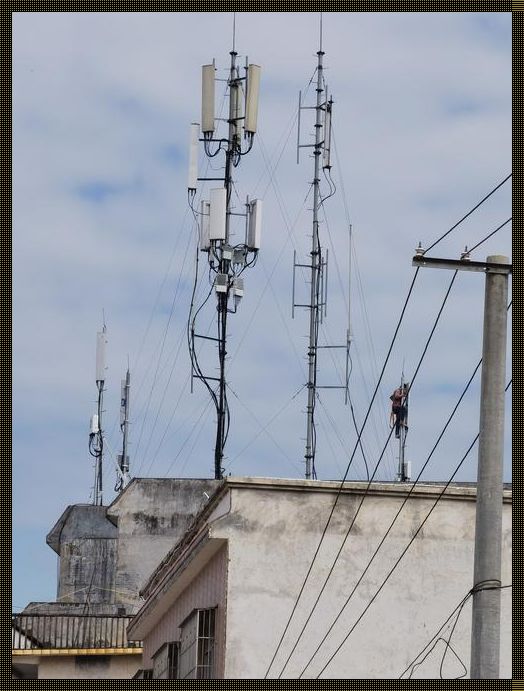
330 126 397 478
467 217 512 255
225 384 303 474
424 174 511 254
310 379 512 679
225 386 306 471
134 226 195 473
262 266 421 679
140 270 195 470
275 271 459 678
296 346 488 677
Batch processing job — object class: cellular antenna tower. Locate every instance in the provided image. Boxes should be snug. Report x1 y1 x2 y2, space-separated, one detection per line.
187 17 262 480
89 324 107 505
293 16 350 479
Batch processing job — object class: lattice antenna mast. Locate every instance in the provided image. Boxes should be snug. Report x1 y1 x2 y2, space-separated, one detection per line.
187 29 262 480
293 19 348 480
89 324 107 505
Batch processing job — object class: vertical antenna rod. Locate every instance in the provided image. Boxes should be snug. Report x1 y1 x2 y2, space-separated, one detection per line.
304 46 326 480
90 325 107 505
396 373 410 482
116 367 131 492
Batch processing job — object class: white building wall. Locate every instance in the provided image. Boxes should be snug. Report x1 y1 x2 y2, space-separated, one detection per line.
209 484 511 679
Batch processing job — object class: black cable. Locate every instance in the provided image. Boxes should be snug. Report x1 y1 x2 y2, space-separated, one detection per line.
401 591 471 679
425 174 511 254
402 582 511 679
348 391 370 481
277 271 458 679
468 217 512 254
297 298 510 677
312 378 512 679
263 268 420 679
439 595 469 679
314 440 478 678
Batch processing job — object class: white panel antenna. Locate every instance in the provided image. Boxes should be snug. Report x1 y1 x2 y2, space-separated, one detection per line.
188 123 199 190
247 199 262 250
95 329 107 382
202 63 216 135
245 64 261 134
231 80 244 141
200 200 211 251
209 188 227 240
90 414 99 435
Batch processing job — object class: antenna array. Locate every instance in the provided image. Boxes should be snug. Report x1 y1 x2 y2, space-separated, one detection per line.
88 325 132 503
188 44 262 480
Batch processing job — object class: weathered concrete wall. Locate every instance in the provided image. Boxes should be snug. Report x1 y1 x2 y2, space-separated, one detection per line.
43 480 220 612
46 505 118 605
107 479 220 605
37 654 141 679
208 481 511 679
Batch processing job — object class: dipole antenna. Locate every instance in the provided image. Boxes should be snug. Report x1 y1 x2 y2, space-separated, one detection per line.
89 324 107 505
187 33 262 480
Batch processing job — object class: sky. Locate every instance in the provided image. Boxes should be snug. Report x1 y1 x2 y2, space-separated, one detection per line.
12 12 512 610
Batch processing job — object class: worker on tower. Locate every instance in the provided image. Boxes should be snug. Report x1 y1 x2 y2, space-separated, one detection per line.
390 383 409 439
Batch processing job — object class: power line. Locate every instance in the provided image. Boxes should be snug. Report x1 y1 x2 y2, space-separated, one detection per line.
276 271 458 678
294 299 511 677
296 350 483 677
225 386 305 470
424 174 511 254
468 217 511 254
311 379 512 679
263 267 421 678
226 383 303 474
134 227 194 469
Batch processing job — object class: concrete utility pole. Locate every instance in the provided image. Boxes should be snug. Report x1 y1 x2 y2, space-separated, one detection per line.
470 255 509 679
412 252 511 679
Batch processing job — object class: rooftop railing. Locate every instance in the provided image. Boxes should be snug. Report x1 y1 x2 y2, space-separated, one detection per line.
12 613 142 651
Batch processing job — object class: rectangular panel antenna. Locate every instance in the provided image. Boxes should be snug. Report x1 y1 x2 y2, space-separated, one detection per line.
202 64 216 134
95 330 107 382
245 65 261 134
188 123 199 190
200 200 211 250
247 199 262 250
209 188 227 240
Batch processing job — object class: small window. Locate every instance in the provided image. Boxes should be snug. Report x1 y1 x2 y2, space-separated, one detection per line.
152 642 179 679
179 608 216 679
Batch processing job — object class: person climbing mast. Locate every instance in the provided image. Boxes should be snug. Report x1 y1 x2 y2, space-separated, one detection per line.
390 382 409 439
